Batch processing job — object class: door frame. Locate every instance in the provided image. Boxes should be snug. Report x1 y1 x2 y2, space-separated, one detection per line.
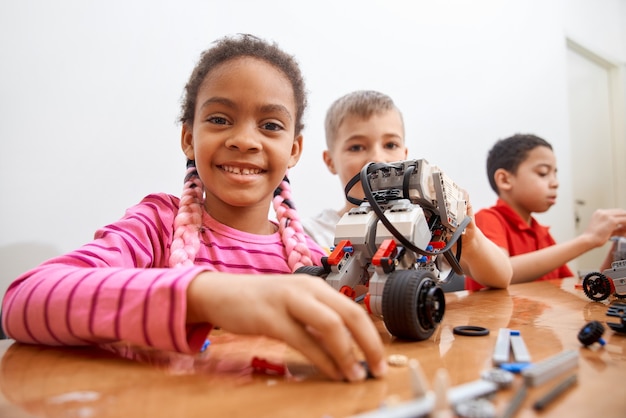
566 38 626 209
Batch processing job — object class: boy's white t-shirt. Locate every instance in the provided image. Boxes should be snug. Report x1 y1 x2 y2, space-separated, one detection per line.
302 208 342 251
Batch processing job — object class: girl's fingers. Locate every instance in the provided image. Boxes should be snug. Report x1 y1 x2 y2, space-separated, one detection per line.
286 280 386 380
285 293 366 381
267 313 345 381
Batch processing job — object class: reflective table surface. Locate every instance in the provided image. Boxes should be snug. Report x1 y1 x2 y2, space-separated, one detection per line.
1 278 625 417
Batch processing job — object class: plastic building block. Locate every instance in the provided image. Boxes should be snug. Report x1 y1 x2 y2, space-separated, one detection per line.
521 350 578 387
493 329 530 365
492 328 511 365
509 331 531 363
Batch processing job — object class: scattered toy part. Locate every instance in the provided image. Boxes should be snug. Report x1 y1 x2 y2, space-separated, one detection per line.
606 302 626 333
453 325 490 337
480 368 514 388
493 328 531 366
454 398 496 418
509 330 531 363
250 356 286 376
577 320 606 346
387 354 410 367
521 349 579 387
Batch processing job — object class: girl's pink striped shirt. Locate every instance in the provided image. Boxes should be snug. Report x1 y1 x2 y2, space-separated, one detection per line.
2 193 325 354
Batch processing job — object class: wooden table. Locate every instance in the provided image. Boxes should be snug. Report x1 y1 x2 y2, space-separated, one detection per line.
1 278 625 417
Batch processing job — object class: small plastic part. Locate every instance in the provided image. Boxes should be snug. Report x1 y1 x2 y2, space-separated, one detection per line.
447 379 498 406
498 362 531 373
387 354 409 367
492 328 511 365
433 368 451 413
577 320 606 346
327 240 351 265
606 315 626 333
409 359 429 398
532 374 577 411
510 332 531 363
372 239 397 266
500 384 527 418
250 357 286 376
606 302 626 318
347 393 436 418
453 325 490 337
454 398 496 418
481 368 514 388
521 349 579 387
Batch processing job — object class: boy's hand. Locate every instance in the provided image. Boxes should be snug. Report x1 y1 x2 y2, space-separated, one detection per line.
583 208 626 246
187 272 387 382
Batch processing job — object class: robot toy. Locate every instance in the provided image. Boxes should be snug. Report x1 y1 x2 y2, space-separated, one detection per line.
298 159 470 340
582 237 626 302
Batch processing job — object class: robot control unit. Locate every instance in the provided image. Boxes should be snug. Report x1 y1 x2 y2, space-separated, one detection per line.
297 159 470 341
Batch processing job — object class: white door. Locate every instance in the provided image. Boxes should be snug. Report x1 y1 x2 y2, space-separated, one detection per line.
567 41 621 273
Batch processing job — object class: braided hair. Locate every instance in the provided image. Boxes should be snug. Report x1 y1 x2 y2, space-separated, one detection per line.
168 34 313 272
272 174 314 271
169 160 204 268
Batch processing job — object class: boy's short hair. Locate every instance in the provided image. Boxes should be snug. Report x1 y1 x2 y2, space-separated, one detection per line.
324 90 404 149
487 133 553 194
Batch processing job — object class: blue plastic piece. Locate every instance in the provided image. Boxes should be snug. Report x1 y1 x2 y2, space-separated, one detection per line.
499 362 531 373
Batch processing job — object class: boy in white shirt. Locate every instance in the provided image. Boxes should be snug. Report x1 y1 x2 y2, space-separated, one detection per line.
303 90 511 289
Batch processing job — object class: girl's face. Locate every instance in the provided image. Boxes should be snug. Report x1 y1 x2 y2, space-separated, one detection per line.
323 110 408 203
182 57 302 224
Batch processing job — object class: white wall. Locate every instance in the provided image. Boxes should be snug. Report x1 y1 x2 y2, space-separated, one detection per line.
1 0 625 300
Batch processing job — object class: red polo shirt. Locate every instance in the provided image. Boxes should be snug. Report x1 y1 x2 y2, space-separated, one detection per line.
465 199 573 290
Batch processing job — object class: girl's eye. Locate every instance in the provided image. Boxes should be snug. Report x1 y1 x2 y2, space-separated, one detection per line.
384 142 401 150
348 144 365 152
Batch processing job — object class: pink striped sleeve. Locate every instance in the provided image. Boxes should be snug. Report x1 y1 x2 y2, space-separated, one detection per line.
1 194 212 353
3 264 211 353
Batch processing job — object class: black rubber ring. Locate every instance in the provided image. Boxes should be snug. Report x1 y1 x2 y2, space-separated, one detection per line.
453 325 490 337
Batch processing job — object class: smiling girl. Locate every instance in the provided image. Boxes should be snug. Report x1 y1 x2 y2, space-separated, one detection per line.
2 34 387 383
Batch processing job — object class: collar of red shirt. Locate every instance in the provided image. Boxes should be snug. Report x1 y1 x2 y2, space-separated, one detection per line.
494 198 551 234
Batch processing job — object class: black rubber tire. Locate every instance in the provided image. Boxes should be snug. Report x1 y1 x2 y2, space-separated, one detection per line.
577 320 605 346
381 269 445 340
582 272 611 302
294 265 327 278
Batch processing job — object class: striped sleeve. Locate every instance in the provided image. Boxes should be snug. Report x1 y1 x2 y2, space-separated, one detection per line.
1 194 212 353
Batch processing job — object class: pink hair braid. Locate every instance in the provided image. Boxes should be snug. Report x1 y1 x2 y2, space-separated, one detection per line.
169 160 204 268
272 174 314 272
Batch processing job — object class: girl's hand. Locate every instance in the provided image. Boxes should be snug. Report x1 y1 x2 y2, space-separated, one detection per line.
187 272 387 382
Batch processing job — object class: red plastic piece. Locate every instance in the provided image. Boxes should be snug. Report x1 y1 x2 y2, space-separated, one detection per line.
328 240 352 265
340 285 356 299
372 239 397 266
251 356 286 376
429 241 446 249
364 293 372 314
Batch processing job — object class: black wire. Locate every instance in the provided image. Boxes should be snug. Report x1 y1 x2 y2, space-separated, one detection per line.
402 164 415 199
360 162 468 275
344 173 364 206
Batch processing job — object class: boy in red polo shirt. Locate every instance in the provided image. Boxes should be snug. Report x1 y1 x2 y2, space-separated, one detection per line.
466 134 626 290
